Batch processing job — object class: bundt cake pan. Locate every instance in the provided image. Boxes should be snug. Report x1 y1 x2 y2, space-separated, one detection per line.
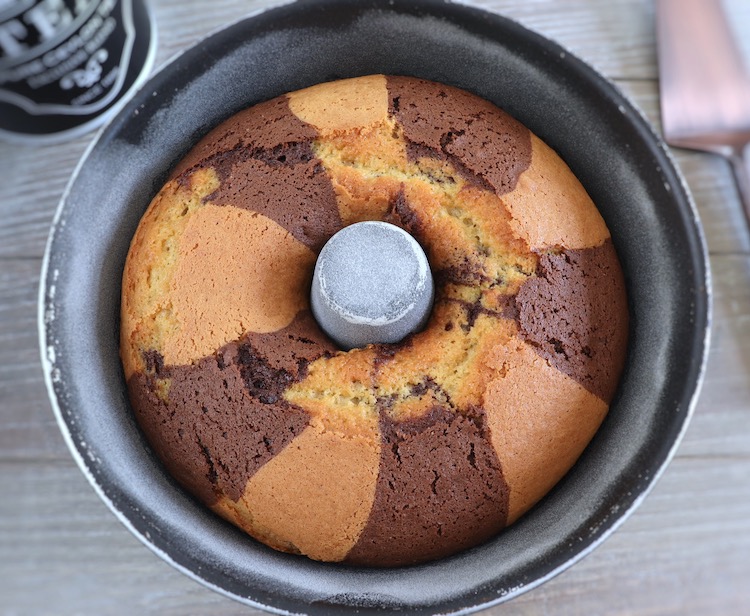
39 0 711 613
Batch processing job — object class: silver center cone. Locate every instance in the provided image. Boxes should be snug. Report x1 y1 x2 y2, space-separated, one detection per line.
310 221 435 350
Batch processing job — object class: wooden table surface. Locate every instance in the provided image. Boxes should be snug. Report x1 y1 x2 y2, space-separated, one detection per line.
2 0 749 614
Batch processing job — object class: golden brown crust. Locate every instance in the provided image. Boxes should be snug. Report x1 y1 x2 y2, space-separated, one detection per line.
482 338 609 523
166 205 315 364
288 74 389 134
214 416 380 561
122 195 316 374
120 168 221 379
502 134 611 250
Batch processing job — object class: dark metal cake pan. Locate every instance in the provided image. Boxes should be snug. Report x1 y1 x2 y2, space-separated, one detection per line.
39 0 711 613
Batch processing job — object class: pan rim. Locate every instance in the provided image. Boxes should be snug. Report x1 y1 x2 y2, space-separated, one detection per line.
38 0 712 613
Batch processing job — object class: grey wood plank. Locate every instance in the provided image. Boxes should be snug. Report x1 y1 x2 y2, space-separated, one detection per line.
148 0 661 81
0 70 745 264
0 0 665 262
0 259 71 461
0 460 261 616
677 254 750 459
480 0 658 80
673 151 750 256
2 1 750 615
513 456 750 615
5 250 746 462
1 453 748 615
0 139 89 260
615 79 750 255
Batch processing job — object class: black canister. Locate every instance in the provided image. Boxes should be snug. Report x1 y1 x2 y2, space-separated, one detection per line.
0 0 156 143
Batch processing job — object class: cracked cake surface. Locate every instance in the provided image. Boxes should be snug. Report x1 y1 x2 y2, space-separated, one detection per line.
121 74 629 567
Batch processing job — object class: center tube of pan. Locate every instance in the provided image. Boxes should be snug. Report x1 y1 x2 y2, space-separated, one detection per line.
310 221 435 350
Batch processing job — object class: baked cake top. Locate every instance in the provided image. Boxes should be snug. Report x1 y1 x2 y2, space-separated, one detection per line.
121 74 628 566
